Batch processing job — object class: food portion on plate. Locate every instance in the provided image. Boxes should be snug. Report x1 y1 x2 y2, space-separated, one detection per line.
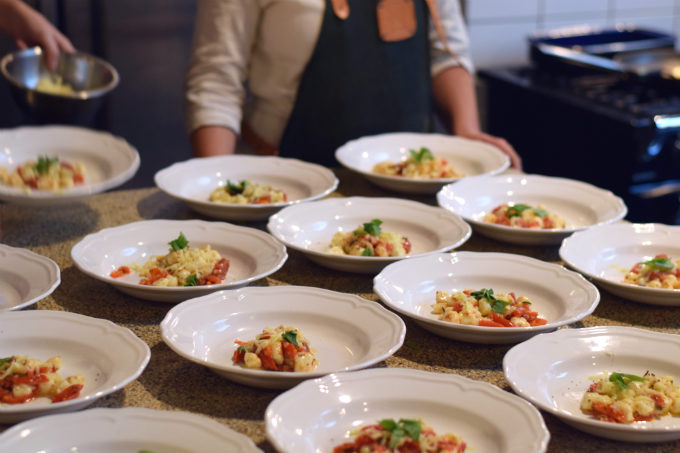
622 254 680 289
209 179 287 205
0 156 85 192
373 147 463 179
483 203 566 230
580 371 680 424
328 219 411 257
110 232 229 287
232 325 318 372
0 355 84 405
432 288 547 328
332 418 467 453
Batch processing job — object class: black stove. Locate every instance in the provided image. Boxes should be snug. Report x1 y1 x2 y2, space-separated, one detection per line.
478 65 680 224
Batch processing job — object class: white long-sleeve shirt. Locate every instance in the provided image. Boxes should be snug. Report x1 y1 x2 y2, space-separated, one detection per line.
185 0 473 148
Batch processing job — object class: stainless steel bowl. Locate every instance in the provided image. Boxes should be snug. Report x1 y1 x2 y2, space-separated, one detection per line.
0 47 119 123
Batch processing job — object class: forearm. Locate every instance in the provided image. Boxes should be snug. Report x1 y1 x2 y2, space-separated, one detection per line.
190 126 237 157
432 65 480 135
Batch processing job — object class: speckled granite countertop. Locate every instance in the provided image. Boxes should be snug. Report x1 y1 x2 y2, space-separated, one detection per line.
0 168 678 452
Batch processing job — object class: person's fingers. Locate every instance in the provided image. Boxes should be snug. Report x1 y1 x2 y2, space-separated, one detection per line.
39 33 61 71
54 31 74 53
15 38 27 49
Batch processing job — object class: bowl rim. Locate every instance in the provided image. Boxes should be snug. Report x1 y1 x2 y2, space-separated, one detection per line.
0 47 119 99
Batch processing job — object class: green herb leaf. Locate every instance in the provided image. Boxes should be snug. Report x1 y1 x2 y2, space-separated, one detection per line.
184 274 198 286
609 372 645 389
470 288 510 313
282 330 298 346
640 257 674 272
409 147 434 163
471 288 495 301
226 180 247 195
138 450 155 453
168 232 189 251
0 356 12 368
533 207 548 218
399 419 421 442
379 419 398 431
505 204 531 218
36 156 58 175
362 248 373 256
389 427 405 449
237 345 248 354
491 299 510 313
363 219 382 237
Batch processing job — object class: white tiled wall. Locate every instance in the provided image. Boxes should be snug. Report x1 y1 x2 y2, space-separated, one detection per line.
465 0 680 68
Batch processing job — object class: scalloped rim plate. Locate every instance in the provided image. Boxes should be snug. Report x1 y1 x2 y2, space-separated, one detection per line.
267 196 471 273
335 132 510 194
374 252 600 344
0 126 140 206
0 244 60 311
559 223 680 306
154 155 338 221
0 407 262 452
0 311 150 423
161 286 406 389
504 326 680 442
70 219 288 302
266 368 549 453
436 174 627 245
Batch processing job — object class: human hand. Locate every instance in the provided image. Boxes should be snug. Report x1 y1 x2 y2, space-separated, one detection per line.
0 0 74 71
457 130 522 171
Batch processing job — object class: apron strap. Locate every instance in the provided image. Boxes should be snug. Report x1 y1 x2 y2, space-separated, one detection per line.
422 0 463 67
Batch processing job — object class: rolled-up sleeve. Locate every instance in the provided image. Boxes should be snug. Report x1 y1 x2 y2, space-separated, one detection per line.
185 0 259 135
429 0 475 77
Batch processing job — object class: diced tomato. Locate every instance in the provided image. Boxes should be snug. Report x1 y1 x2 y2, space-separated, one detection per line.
490 313 513 327
73 173 84 184
258 345 279 371
402 238 412 254
396 440 420 453
109 265 131 278
651 393 666 408
233 348 245 364
588 383 599 392
530 318 548 326
52 384 83 403
591 402 627 423
139 267 169 285
655 253 669 259
253 194 271 204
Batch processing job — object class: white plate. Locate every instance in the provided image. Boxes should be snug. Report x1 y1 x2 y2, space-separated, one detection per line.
266 368 549 453
0 244 60 311
154 155 338 221
0 407 262 452
374 252 600 344
504 326 680 442
437 174 627 245
267 196 471 273
335 132 510 194
71 219 287 303
161 286 406 389
560 223 680 306
0 310 150 423
0 126 140 206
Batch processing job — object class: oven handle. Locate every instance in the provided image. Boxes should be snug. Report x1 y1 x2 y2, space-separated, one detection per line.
534 43 625 72
654 114 680 129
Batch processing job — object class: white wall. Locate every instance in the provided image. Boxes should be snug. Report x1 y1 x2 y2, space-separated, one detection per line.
465 0 680 68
